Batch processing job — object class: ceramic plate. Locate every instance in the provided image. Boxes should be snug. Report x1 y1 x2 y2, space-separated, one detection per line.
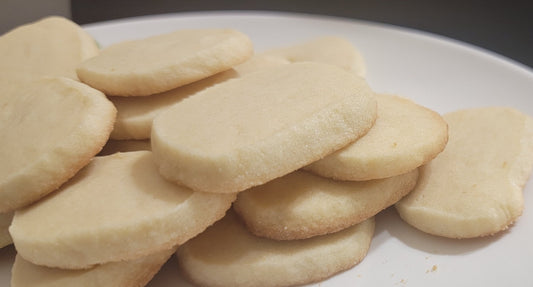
1 11 532 287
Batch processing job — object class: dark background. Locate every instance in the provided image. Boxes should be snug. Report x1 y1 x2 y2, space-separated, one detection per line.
70 0 533 68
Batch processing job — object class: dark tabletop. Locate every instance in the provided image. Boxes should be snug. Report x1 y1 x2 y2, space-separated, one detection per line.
71 0 533 69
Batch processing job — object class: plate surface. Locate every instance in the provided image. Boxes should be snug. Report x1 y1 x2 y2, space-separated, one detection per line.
2 11 532 287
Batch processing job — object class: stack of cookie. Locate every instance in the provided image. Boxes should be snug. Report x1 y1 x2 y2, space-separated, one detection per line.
1 16 532 287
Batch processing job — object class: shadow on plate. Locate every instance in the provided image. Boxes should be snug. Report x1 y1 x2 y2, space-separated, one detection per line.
371 206 506 255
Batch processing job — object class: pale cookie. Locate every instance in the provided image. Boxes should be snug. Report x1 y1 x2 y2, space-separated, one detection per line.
0 16 99 82
234 169 418 240
98 139 151 156
260 36 367 77
152 62 377 194
396 107 533 238
306 94 448 180
109 55 288 140
177 211 375 287
77 29 253 96
11 247 176 287
10 151 236 269
0 212 13 248
0 77 116 213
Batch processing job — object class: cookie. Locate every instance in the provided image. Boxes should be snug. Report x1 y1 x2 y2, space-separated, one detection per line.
0 16 99 82
11 247 176 287
0 77 116 213
0 212 13 248
177 211 375 287
98 139 151 156
152 62 377 194
109 55 287 140
9 151 236 269
77 29 253 96
260 36 366 77
396 107 533 238
234 169 418 240
306 94 448 180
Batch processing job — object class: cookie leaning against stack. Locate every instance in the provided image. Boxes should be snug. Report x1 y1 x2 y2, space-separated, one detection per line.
0 77 116 213
396 107 533 238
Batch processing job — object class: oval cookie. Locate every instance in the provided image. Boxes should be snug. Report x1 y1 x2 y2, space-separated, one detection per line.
0 16 99 82
396 107 533 238
77 29 253 96
152 62 377 194
11 247 176 287
0 77 116 213
306 94 448 180
9 151 236 269
177 211 375 287
234 169 418 240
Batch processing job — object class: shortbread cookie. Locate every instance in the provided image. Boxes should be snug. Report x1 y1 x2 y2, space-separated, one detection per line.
396 107 533 238
260 36 366 77
0 77 116 213
0 212 13 248
234 169 417 240
306 94 448 180
11 247 176 287
77 29 253 96
152 62 377 194
177 211 375 287
10 151 236 269
0 16 99 82
109 55 287 140
98 139 151 156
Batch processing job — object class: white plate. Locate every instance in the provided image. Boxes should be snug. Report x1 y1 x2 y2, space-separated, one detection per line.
2 11 532 287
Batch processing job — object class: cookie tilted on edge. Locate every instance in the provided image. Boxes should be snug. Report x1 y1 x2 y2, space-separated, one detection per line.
77 29 254 96
396 107 533 238
9 151 236 269
151 62 377 194
177 211 375 287
0 77 116 213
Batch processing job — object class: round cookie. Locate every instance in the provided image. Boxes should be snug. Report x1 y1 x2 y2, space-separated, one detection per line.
396 107 533 238
234 169 418 240
109 55 288 140
0 77 116 213
0 212 13 248
0 16 99 82
77 29 254 96
177 211 375 287
260 36 367 77
306 94 448 180
151 62 377 194
9 151 236 269
11 247 176 287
